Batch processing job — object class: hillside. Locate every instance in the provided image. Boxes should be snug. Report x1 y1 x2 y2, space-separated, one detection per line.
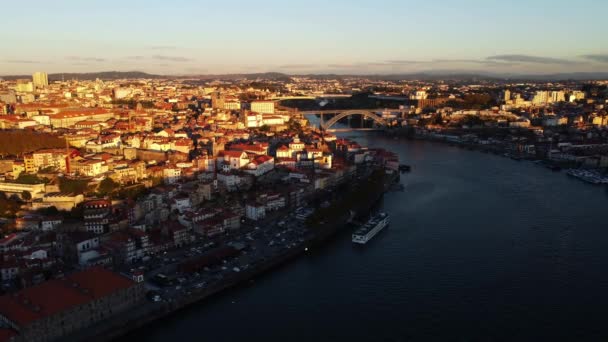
0 130 65 157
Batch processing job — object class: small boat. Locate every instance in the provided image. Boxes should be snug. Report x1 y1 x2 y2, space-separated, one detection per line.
398 164 411 172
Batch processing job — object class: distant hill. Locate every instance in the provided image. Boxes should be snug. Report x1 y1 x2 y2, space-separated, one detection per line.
1 70 607 82
0 71 164 81
184 72 292 82
298 71 608 82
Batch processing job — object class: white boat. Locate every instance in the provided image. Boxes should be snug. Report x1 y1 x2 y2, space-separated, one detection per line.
352 213 389 244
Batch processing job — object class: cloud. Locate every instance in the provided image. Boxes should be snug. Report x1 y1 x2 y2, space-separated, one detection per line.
486 54 576 65
4 59 39 64
147 45 177 50
279 64 317 69
66 56 106 62
432 59 518 67
127 56 145 60
327 64 359 68
152 55 192 62
383 60 425 65
580 54 608 63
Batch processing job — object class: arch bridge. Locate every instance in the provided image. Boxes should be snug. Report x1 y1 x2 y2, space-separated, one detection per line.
299 109 389 130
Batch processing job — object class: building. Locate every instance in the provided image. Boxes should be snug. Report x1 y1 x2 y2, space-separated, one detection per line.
250 101 275 114
245 202 266 221
14 80 33 93
83 200 112 235
211 91 225 109
32 193 84 211
410 90 428 100
31 149 68 173
0 267 144 342
32 72 48 89
0 182 46 200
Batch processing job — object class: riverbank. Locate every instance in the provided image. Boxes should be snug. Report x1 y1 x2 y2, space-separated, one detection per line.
386 127 601 175
124 136 608 342
61 168 397 342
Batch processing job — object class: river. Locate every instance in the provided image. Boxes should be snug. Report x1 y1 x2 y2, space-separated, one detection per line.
128 134 608 341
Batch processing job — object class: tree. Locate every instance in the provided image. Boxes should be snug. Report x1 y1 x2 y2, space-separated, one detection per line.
59 177 89 194
14 174 48 184
21 191 32 201
98 178 119 197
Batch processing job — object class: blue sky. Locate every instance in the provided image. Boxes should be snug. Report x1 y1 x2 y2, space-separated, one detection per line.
1 0 607 75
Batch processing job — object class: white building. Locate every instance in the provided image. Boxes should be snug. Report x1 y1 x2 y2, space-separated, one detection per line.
246 203 266 221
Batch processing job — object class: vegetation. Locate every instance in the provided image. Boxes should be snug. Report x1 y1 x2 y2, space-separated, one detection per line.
117 184 149 201
0 192 22 218
111 99 156 109
97 177 119 197
21 191 32 201
280 92 403 111
35 206 60 217
306 169 386 228
0 130 65 157
459 115 486 127
13 174 49 184
59 177 90 194
446 94 497 110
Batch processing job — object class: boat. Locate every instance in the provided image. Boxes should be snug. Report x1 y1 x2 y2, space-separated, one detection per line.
352 213 389 244
398 164 411 172
565 169 607 185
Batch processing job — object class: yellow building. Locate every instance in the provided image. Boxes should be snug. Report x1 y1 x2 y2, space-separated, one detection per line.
12 162 25 178
251 101 275 114
23 154 36 173
32 149 67 172
32 72 49 88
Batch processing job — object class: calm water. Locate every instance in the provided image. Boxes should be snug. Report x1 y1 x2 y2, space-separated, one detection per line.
131 135 608 341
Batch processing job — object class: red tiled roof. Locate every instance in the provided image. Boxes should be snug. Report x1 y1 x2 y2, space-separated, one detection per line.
0 267 135 327
219 150 247 158
0 328 17 342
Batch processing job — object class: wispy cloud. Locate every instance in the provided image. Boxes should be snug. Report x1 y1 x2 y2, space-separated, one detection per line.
580 54 608 63
66 56 106 62
4 59 39 64
279 64 317 69
383 60 425 65
147 46 177 50
432 59 518 67
486 54 576 65
152 55 192 62
327 64 360 68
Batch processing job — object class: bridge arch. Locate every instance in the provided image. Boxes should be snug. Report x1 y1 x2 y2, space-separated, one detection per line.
321 110 387 130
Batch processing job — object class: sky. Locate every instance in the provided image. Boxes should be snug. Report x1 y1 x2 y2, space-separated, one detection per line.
1 0 607 75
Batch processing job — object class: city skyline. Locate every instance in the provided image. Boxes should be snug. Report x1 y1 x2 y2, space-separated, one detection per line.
2 0 608 75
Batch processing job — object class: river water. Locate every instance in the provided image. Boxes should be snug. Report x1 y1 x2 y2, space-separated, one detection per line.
130 134 608 341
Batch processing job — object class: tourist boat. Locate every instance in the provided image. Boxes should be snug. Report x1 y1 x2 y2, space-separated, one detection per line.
352 213 389 244
565 169 607 185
